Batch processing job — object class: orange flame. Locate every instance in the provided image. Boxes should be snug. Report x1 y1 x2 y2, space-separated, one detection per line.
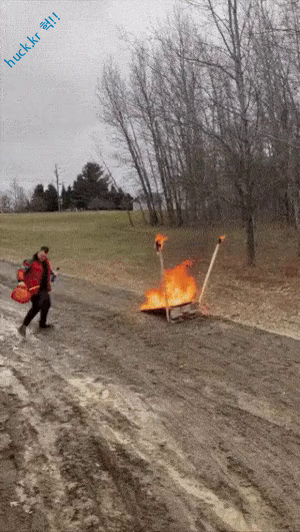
155 233 168 251
140 259 197 310
219 235 226 243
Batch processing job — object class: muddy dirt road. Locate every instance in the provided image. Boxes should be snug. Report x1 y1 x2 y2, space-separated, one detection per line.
0 260 299 532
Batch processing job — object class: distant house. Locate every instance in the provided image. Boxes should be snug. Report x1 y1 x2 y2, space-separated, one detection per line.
0 194 11 213
133 192 163 211
88 197 116 211
133 198 146 211
88 196 133 211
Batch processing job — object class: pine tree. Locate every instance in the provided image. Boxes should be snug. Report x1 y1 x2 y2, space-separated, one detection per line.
44 184 58 212
72 162 110 209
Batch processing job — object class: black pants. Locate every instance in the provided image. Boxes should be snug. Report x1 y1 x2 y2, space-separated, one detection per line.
23 291 51 327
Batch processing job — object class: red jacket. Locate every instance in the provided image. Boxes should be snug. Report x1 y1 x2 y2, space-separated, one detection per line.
17 255 53 296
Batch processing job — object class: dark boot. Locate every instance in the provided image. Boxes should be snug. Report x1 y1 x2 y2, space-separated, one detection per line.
18 324 26 337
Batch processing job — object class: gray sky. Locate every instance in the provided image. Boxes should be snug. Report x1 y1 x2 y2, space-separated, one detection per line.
1 0 180 195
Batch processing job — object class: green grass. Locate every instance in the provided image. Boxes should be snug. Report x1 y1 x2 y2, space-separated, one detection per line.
0 211 298 291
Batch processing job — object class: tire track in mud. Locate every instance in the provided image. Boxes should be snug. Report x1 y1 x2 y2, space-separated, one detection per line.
0 339 279 531
47 301 300 532
0 316 267 532
0 278 299 531
0 314 202 531
0 367 168 531
137 323 300 532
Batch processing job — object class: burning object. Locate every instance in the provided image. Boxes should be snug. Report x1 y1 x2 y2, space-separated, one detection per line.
141 233 197 322
155 233 168 253
140 259 197 311
141 233 226 322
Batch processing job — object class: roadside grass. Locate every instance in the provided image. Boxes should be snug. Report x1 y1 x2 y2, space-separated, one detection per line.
0 210 298 293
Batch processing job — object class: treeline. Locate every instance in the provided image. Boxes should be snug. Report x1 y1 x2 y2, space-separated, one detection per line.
31 162 133 212
1 162 133 213
99 0 300 264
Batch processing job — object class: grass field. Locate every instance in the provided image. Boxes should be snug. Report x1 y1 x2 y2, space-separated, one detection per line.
0 210 298 293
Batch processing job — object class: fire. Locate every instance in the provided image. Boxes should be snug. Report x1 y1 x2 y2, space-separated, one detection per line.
155 233 168 252
140 259 197 310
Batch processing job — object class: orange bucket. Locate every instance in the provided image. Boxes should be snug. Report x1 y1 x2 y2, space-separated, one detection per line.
11 285 31 304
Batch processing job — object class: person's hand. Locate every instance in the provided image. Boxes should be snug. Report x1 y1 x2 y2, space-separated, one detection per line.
51 267 60 282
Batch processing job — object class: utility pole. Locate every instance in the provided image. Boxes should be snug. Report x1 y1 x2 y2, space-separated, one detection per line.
54 163 61 212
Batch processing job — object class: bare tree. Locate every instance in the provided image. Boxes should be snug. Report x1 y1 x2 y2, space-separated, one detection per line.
252 0 300 254
9 179 28 212
97 2 300 260
98 63 159 225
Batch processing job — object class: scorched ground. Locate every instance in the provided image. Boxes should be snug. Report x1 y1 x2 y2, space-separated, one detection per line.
0 260 299 532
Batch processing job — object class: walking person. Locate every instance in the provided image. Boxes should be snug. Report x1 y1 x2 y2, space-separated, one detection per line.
17 246 56 337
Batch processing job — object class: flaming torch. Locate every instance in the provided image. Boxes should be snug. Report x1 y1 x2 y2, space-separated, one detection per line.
155 234 170 322
199 235 226 310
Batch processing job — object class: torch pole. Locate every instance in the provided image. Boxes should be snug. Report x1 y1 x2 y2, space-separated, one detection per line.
199 236 225 309
159 250 170 322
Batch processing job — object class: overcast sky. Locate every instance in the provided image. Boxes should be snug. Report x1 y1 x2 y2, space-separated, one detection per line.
0 0 181 195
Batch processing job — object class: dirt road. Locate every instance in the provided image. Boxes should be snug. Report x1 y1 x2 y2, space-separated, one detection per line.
0 260 299 532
